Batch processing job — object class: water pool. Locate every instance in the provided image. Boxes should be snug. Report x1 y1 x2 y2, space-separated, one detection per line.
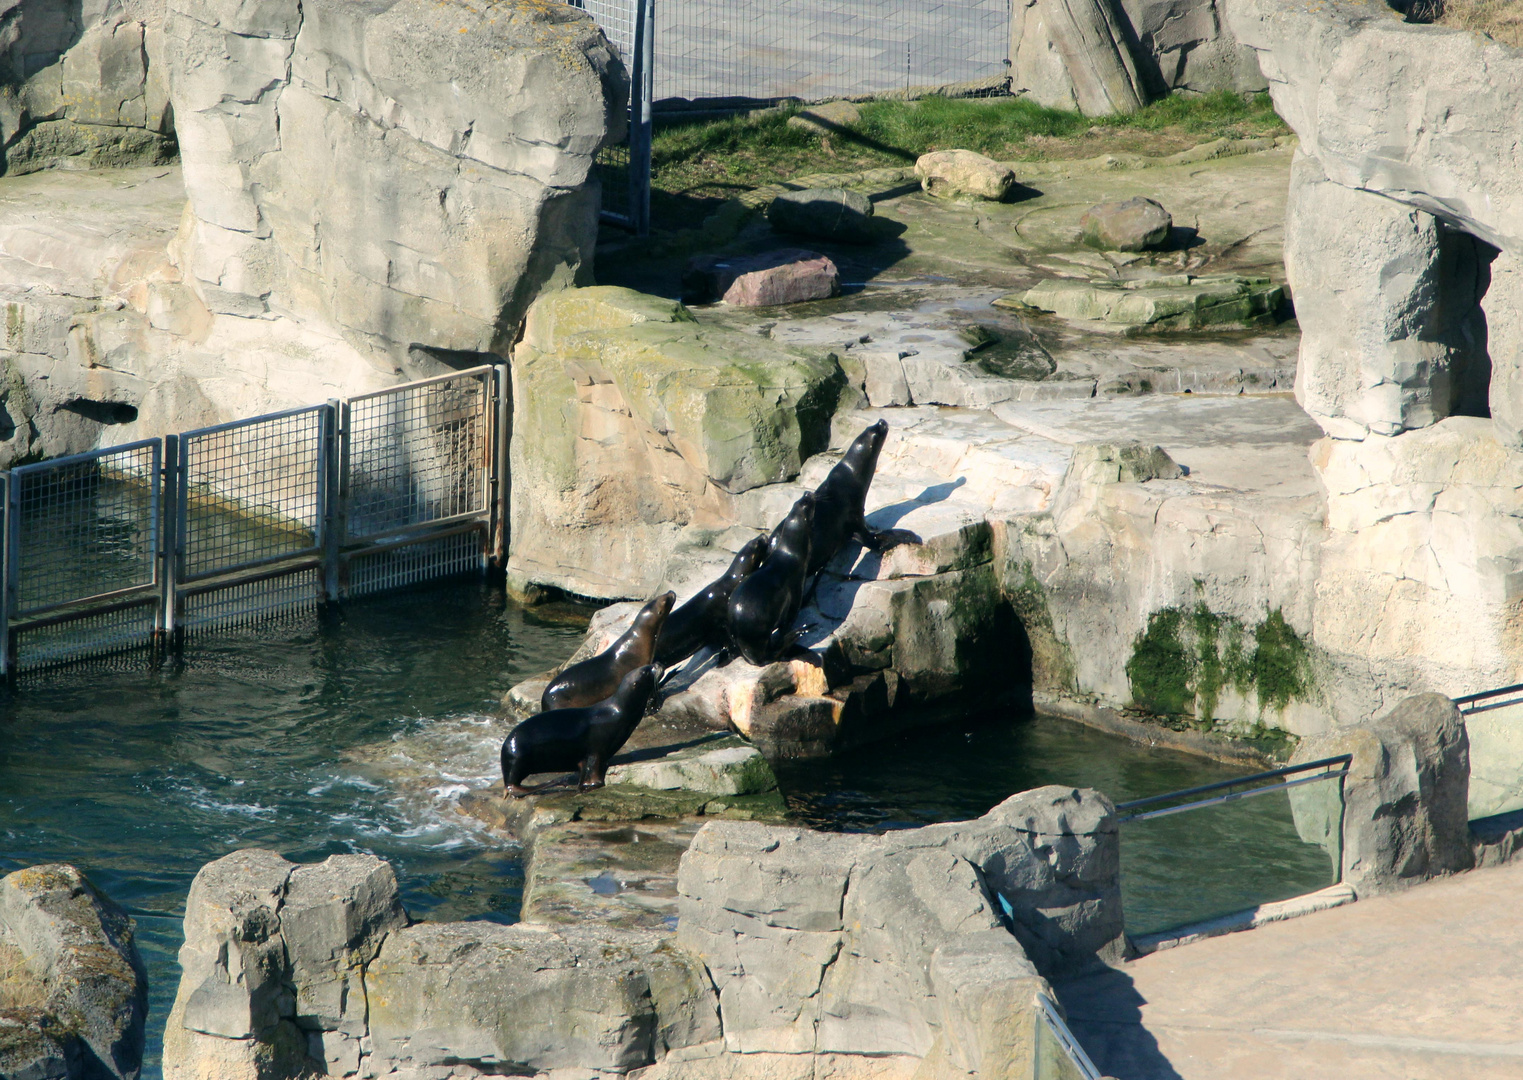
0 580 1334 1077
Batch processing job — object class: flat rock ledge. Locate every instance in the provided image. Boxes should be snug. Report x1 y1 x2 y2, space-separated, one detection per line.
164 786 1120 1079
0 865 147 1080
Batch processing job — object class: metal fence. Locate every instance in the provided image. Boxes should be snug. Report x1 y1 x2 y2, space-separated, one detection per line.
0 366 507 674
563 0 1014 234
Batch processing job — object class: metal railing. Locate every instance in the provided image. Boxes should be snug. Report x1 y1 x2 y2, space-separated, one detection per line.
1116 755 1353 823
0 366 507 674
1034 994 1102 1080
1454 682 1523 714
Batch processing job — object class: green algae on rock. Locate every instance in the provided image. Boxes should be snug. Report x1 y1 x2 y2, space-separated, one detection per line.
1009 274 1284 331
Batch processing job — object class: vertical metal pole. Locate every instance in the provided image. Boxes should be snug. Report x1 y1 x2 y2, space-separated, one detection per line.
0 473 15 679
334 399 352 600
490 365 511 571
320 401 341 603
160 434 181 642
629 0 653 236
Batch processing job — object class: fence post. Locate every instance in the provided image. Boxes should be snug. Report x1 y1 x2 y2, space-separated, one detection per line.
321 400 342 602
490 364 511 571
0 472 15 679
160 434 181 644
629 0 653 236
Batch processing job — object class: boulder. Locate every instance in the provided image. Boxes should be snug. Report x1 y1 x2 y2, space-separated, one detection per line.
683 249 840 307
1019 274 1282 330
507 286 843 600
786 100 862 136
767 187 877 245
164 0 627 355
914 150 1018 202
0 865 148 1080
1289 694 1473 896
1008 0 1147 115
1079 196 1172 251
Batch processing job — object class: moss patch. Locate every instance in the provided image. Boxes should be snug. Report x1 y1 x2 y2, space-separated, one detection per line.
1126 604 1314 724
1004 562 1077 693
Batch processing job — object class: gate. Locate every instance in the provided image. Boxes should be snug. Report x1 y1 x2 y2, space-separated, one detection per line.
0 366 507 675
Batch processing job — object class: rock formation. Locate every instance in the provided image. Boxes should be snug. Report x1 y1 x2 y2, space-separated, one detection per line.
0 0 176 175
165 787 1117 1079
0 864 147 1080
1011 0 1266 113
1229 0 1523 705
0 0 626 465
507 286 843 599
1290 693 1474 895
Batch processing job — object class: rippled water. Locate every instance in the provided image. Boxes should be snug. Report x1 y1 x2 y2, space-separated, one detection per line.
0 580 583 1077
0 581 1334 1077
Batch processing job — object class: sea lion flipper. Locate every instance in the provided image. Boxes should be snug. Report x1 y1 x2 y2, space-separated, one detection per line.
860 526 921 551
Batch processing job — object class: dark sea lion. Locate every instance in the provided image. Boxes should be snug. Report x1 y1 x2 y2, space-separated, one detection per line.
655 537 768 668
542 591 674 711
808 418 898 575
502 664 657 796
726 492 814 666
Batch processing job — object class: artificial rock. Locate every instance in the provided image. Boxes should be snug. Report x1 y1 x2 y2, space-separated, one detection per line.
683 249 841 307
507 286 842 600
164 0 627 359
767 187 877 245
1079 196 1172 252
1229 0 1520 445
1289 693 1473 896
0 0 176 175
0 864 148 1080
914 150 1018 202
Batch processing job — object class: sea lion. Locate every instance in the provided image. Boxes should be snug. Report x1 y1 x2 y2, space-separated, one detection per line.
542 591 674 711
502 664 657 796
726 492 814 666
808 418 895 575
655 537 768 668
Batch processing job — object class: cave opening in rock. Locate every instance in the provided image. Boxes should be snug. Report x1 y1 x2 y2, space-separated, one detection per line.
1438 224 1498 420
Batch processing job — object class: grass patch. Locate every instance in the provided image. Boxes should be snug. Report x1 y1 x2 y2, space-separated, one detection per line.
648 91 1289 224
1435 0 1523 44
0 943 47 1010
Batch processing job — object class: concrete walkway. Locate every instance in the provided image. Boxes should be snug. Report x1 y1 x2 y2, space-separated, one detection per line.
1058 860 1523 1079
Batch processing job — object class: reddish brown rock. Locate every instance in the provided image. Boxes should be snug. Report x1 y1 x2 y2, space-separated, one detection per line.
684 249 840 307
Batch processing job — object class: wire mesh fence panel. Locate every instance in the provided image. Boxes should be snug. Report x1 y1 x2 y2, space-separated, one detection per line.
345 371 492 542
11 442 159 616
180 568 321 634
180 407 327 581
345 528 487 599
13 601 158 672
655 0 1012 106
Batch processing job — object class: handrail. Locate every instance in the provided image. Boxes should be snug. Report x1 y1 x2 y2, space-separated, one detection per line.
1116 755 1351 823
1453 682 1523 708
1115 754 1353 813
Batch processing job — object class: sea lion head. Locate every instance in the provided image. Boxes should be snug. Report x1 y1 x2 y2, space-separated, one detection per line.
771 492 815 559
617 663 661 715
843 419 889 476
631 590 676 641
724 536 768 585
